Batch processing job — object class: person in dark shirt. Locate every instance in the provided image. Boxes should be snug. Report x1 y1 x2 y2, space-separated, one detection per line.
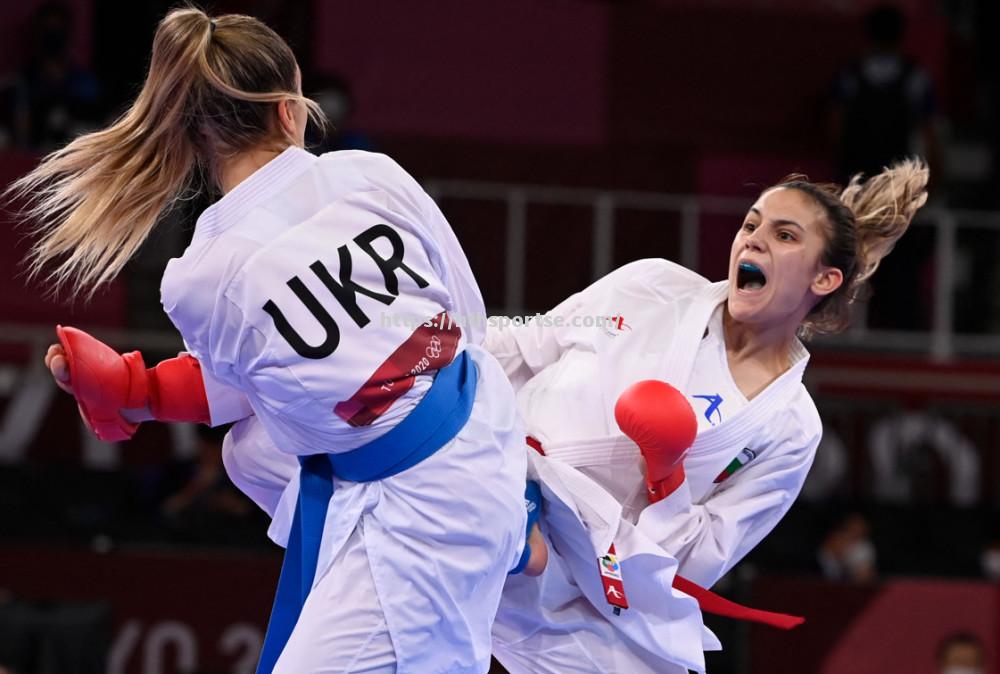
831 4 939 182
830 5 941 331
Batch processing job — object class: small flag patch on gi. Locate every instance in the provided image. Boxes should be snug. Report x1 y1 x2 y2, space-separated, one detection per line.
598 544 628 614
714 447 758 483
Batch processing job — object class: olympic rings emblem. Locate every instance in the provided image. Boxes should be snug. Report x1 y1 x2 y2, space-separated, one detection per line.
426 334 442 359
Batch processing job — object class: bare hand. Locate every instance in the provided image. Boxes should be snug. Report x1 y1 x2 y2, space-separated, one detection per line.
524 523 548 577
44 343 73 394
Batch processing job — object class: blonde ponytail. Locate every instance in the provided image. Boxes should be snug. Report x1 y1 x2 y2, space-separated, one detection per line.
6 8 323 297
840 157 929 285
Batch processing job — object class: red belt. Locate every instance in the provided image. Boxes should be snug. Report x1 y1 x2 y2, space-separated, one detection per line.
526 437 803 630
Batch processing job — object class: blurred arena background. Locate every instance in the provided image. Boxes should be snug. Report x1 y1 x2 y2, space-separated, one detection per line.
0 0 998 673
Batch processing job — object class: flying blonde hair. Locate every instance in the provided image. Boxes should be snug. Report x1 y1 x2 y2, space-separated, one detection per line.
6 7 324 297
840 158 929 284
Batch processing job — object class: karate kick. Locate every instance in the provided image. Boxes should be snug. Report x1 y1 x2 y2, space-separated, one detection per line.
17 8 544 674
486 159 929 673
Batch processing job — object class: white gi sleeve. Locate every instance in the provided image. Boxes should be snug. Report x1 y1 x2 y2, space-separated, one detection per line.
483 298 587 392
221 416 296 517
636 399 821 587
163 254 259 406
176 337 254 427
200 365 254 426
483 259 671 391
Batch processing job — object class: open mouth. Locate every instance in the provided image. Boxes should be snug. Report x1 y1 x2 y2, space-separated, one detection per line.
737 262 767 292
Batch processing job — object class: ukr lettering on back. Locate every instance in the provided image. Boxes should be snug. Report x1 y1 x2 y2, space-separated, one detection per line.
263 223 430 359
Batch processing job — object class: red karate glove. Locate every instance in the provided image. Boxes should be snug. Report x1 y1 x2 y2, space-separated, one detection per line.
56 325 210 442
615 380 697 503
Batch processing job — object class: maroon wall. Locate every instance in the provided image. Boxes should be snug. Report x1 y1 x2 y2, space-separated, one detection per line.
313 0 609 146
312 2 948 173
751 577 999 674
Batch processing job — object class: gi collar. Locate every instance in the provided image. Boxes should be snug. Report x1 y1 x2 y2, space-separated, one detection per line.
193 145 317 240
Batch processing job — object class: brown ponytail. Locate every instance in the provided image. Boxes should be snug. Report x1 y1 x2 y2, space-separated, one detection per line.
7 7 323 296
773 158 929 339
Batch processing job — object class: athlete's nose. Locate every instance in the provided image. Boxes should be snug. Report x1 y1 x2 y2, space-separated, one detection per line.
744 227 767 252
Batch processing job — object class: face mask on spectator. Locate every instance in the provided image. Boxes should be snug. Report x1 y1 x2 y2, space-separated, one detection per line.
980 549 1000 581
843 539 876 573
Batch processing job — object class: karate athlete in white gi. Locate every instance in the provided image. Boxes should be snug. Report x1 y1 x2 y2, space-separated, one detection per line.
23 9 544 674
485 159 929 674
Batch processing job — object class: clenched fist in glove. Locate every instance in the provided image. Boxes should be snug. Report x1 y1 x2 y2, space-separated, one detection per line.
614 380 697 503
47 325 210 442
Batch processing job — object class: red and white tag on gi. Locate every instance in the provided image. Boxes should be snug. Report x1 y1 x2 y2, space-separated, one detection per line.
598 544 628 614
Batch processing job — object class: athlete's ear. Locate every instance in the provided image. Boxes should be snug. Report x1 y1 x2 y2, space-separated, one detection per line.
276 99 295 136
811 265 843 298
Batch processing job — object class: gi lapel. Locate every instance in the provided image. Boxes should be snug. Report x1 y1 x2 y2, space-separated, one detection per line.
685 340 811 501
658 281 730 388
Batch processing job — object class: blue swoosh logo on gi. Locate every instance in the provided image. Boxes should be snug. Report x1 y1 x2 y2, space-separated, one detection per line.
692 394 723 426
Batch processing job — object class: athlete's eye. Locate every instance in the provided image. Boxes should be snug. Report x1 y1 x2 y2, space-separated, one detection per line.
742 221 757 232
777 230 795 242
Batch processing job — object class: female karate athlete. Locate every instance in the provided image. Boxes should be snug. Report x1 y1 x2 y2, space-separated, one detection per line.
485 159 929 673
19 8 543 674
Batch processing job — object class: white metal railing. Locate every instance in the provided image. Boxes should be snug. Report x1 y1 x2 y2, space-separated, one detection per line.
2 183 998 362
425 179 1000 361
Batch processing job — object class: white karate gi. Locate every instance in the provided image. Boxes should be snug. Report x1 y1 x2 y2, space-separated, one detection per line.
485 258 822 674
160 146 528 673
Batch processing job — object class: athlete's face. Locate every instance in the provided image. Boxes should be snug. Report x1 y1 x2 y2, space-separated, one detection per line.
727 187 843 329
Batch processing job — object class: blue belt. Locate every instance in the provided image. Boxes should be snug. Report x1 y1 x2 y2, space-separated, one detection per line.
256 351 478 673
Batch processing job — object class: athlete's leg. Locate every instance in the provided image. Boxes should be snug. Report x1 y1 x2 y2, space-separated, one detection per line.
273 524 396 674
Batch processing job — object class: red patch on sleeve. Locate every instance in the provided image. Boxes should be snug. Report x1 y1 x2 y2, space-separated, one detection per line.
334 312 461 427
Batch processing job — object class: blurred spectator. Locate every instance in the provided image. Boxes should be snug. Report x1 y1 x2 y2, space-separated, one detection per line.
158 424 258 544
830 4 940 182
306 72 375 154
0 594 110 674
980 539 1000 582
936 632 986 674
0 2 102 152
817 512 878 583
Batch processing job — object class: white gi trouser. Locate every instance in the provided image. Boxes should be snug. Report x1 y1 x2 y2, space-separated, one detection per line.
223 347 528 674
